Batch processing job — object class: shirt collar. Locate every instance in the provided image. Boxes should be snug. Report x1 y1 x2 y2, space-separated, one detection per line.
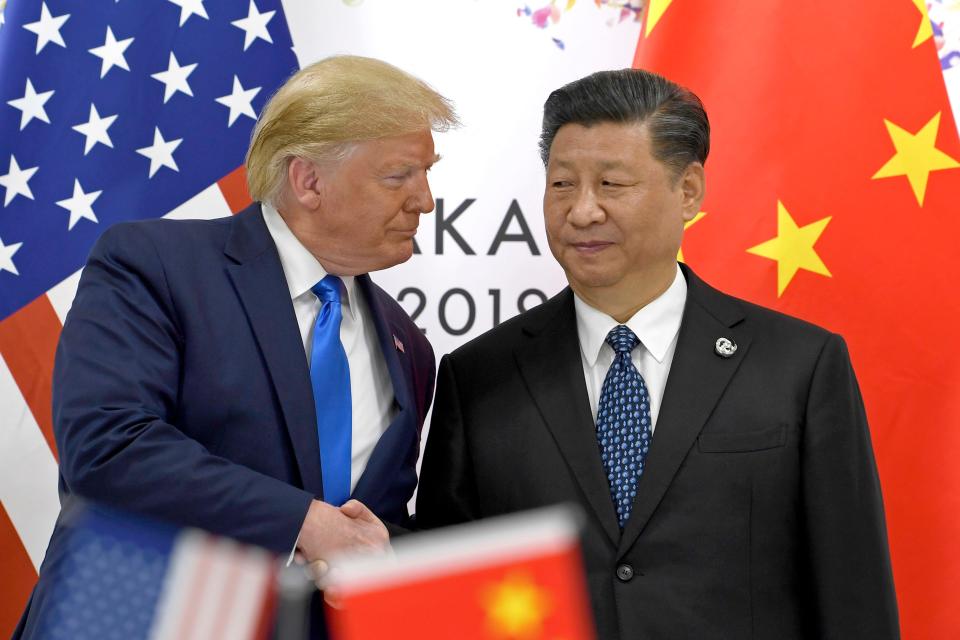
574 264 687 367
261 202 357 319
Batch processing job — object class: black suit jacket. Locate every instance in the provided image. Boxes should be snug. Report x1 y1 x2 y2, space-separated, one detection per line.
417 264 898 640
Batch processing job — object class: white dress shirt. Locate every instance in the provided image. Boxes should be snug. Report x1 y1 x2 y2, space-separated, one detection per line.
262 202 396 492
574 265 687 433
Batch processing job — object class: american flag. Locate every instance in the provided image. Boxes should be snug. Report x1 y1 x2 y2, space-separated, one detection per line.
35 503 278 640
0 0 299 631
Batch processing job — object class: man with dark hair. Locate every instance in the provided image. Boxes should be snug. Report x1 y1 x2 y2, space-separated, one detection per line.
417 69 899 639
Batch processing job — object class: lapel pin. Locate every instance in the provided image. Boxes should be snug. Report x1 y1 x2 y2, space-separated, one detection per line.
393 334 405 354
715 337 737 358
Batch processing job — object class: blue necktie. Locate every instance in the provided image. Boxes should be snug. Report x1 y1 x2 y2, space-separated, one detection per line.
309 275 352 506
596 325 652 528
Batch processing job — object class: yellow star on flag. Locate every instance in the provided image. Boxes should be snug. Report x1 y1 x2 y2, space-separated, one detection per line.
677 210 706 262
482 572 551 638
746 201 831 297
872 112 960 206
912 0 934 48
645 0 675 37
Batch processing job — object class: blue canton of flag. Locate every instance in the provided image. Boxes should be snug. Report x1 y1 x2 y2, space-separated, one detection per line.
39 505 178 640
0 0 300 320
37 502 279 639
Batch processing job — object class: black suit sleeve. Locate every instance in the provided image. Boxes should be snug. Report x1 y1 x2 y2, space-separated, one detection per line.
415 354 480 529
54 225 314 553
802 333 899 638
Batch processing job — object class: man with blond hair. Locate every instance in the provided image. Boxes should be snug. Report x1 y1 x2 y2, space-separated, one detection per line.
16 56 456 637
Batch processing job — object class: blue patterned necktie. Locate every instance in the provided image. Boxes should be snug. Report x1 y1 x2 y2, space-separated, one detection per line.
596 325 652 528
309 275 352 506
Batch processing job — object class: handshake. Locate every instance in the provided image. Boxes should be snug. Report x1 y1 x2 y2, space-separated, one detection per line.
295 499 390 598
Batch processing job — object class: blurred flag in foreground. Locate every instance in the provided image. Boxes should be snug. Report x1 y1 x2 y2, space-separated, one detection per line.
327 507 595 640
29 504 278 640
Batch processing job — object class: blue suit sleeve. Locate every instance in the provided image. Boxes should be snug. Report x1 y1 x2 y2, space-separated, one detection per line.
53 224 314 554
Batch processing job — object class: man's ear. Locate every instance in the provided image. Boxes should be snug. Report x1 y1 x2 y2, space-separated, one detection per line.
679 162 706 222
287 157 323 210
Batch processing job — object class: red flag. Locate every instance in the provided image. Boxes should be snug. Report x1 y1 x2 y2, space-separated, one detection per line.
327 508 595 640
635 2 960 638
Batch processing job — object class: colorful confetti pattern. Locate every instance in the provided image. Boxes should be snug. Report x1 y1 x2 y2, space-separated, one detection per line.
517 0 645 49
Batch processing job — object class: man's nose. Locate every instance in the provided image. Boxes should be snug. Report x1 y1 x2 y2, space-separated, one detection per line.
568 186 603 227
407 173 435 214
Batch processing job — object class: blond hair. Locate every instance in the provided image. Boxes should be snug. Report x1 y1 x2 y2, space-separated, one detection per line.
246 55 458 205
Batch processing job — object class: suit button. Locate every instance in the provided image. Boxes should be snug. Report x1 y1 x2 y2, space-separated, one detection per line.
616 563 634 582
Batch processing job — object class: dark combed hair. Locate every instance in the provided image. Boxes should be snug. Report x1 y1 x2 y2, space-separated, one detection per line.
539 68 710 176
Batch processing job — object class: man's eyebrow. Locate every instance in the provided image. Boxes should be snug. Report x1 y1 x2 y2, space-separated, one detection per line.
596 159 628 170
550 159 629 170
385 154 442 172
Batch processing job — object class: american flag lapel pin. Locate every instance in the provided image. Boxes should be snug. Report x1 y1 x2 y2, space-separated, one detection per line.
393 334 405 353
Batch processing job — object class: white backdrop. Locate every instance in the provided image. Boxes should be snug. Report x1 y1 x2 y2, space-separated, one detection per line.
282 1 647 499
284 0 643 360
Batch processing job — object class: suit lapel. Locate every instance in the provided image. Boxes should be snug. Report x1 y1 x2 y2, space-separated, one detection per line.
617 266 752 556
350 276 417 506
515 290 621 545
224 205 324 497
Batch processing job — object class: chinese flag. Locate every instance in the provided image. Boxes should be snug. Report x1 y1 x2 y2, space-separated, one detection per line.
635 2 960 638
327 509 595 640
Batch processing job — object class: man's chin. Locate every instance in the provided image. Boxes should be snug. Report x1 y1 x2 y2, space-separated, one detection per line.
370 241 415 272
563 264 622 291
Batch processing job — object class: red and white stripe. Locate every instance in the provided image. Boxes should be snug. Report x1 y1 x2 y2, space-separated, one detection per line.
0 168 253 634
149 530 277 640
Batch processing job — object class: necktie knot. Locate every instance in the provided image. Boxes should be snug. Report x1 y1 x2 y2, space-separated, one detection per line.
312 275 344 304
605 325 640 355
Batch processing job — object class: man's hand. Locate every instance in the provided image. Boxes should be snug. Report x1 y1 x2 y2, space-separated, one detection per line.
296 499 390 564
296 499 389 608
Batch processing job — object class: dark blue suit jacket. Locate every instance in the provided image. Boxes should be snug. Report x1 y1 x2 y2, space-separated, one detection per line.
15 203 435 637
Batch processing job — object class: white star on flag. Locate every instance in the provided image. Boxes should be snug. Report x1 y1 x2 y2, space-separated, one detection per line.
215 76 261 126
7 78 54 130
136 127 183 178
89 26 134 78
168 0 209 26
56 180 102 230
0 236 24 276
231 0 275 51
0 156 39 207
22 2 70 54
72 104 117 155
151 52 198 103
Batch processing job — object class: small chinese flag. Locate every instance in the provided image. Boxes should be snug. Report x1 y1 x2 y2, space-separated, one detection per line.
326 507 595 640
634 2 960 638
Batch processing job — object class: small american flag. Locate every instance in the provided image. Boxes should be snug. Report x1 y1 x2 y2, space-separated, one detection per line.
38 504 278 640
0 0 300 629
